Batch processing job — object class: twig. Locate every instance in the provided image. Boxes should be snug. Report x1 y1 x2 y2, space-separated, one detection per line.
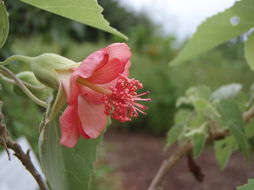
0 103 10 160
148 142 192 190
148 105 254 190
187 154 204 182
3 139 49 190
0 101 49 190
243 105 254 123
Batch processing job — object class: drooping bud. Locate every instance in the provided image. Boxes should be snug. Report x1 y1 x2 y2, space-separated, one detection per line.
13 71 52 100
30 53 78 89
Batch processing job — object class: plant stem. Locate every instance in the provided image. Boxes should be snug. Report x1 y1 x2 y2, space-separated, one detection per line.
243 105 254 123
148 142 193 190
0 55 33 66
0 73 45 90
4 139 49 190
0 66 47 108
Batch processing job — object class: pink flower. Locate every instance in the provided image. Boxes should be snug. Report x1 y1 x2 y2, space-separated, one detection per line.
58 43 151 147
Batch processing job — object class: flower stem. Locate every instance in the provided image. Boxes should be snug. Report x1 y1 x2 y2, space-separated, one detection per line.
0 66 47 108
0 55 33 66
0 73 45 90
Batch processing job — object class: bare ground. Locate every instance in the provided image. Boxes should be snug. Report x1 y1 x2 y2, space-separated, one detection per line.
103 129 254 190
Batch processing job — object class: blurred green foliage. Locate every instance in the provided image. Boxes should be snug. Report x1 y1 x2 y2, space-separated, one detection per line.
1 0 154 57
1 0 177 137
0 81 42 151
1 0 254 141
1 0 254 189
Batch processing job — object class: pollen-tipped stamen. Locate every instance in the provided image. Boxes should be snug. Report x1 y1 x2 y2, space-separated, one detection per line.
102 75 151 122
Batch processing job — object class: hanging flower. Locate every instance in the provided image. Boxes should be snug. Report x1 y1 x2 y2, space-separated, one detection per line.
58 43 151 147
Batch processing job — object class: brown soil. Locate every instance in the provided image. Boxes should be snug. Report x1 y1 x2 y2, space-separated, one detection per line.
104 129 254 190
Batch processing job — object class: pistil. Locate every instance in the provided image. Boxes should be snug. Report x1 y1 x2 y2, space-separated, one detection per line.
77 77 112 95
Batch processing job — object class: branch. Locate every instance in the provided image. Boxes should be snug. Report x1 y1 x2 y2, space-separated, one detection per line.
148 105 254 190
243 105 254 123
148 142 192 190
187 153 204 182
0 101 49 190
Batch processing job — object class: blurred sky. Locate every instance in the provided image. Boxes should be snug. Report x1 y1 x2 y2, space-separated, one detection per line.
118 0 237 41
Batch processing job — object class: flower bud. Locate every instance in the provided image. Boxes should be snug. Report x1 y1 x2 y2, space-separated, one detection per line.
30 53 77 89
13 71 52 100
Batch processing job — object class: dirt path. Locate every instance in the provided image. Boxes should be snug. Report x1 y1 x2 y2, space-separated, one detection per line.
104 129 254 190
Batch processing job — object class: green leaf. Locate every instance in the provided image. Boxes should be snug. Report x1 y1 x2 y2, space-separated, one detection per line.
165 123 186 149
210 83 242 101
174 109 192 123
244 118 254 139
165 109 193 149
176 86 211 107
214 136 237 169
20 0 127 40
170 0 254 65
193 98 210 111
245 32 254 71
0 0 9 48
176 96 192 107
39 120 102 190
192 132 207 158
237 179 254 190
188 114 206 130
219 100 250 159
186 85 211 100
250 83 254 93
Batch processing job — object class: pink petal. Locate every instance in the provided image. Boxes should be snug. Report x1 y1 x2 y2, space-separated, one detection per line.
122 61 131 77
68 74 81 104
59 104 81 148
67 51 108 104
87 58 125 84
74 50 109 79
98 61 131 89
103 43 131 63
77 96 107 138
57 71 80 105
87 43 131 84
99 76 121 90
80 86 103 104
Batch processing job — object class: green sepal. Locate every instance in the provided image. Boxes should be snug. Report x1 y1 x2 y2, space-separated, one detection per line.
30 53 77 89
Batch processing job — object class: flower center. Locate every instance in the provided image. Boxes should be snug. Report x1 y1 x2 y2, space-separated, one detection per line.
77 75 151 122
102 75 151 122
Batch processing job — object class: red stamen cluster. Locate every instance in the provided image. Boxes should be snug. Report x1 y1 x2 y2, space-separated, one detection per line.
102 75 151 122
